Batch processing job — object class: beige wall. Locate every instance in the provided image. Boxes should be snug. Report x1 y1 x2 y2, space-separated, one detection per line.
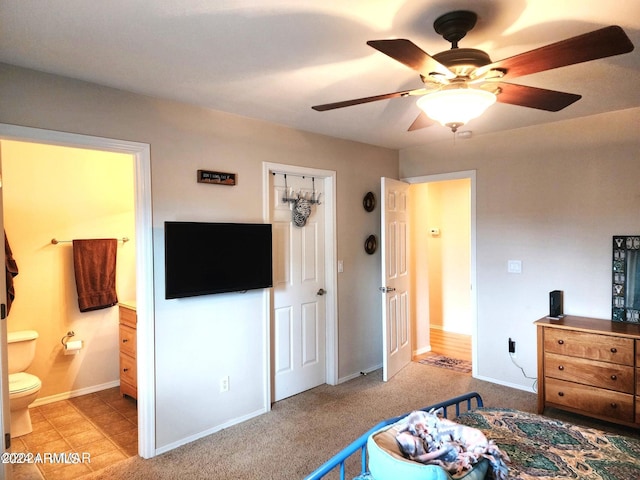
0 63 398 451
401 107 640 390
1 140 136 399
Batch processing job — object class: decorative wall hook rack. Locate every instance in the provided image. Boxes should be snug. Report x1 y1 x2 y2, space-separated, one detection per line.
273 173 323 228
278 173 322 206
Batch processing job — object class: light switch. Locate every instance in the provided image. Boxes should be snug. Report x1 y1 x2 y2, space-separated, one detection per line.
507 260 522 274
337 260 344 273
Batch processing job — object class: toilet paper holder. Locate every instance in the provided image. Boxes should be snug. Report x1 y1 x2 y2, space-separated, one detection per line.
61 331 83 355
61 331 75 347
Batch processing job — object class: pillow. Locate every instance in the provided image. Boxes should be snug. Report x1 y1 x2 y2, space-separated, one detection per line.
367 419 489 480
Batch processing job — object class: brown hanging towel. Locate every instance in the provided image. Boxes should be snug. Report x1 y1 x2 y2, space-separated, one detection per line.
72 239 118 312
5 231 18 315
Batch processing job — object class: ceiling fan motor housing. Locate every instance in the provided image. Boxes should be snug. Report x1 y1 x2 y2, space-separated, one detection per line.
434 10 478 48
432 48 492 77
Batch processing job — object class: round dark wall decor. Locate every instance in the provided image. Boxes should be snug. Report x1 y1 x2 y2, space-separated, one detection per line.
363 191 376 212
364 234 378 254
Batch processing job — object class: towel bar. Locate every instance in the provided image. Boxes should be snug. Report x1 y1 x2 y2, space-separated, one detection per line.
51 237 129 245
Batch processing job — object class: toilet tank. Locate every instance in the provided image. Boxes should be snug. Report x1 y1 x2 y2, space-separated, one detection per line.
7 330 38 374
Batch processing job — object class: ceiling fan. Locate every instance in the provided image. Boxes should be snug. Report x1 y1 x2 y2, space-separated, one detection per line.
311 10 634 132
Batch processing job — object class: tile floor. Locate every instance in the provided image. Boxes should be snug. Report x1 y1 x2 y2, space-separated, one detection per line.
9 387 137 480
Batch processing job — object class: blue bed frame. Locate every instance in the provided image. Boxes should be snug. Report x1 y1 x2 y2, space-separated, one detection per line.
304 391 484 480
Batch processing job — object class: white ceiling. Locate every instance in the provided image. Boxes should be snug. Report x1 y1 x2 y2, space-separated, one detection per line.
1 0 639 149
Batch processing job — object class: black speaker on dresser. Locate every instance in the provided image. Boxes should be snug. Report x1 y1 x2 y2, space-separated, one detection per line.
549 290 563 318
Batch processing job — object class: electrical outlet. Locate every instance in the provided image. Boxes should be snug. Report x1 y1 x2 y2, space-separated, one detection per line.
508 338 516 355
220 376 230 393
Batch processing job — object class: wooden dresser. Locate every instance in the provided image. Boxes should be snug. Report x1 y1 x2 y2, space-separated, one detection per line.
119 302 137 400
536 315 640 427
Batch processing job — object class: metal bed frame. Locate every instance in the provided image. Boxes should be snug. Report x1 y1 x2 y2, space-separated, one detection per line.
304 391 484 480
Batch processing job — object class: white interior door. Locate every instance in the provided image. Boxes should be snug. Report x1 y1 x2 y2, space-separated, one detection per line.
381 177 412 381
272 174 326 401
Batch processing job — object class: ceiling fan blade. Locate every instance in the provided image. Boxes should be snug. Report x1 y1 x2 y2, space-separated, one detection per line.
407 112 434 131
407 112 434 132
494 82 581 111
312 88 422 111
476 25 634 79
367 39 455 79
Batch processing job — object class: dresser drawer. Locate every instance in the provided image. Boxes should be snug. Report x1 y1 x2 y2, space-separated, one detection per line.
545 377 634 423
120 352 137 386
119 324 136 357
544 328 634 365
544 352 634 393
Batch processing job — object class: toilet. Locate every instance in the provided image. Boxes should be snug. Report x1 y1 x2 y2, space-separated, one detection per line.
7 330 42 438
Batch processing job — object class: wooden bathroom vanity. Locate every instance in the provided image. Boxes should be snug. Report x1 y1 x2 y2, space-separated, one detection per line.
119 301 137 399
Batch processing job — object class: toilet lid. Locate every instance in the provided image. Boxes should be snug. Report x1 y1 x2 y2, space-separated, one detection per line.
9 372 41 394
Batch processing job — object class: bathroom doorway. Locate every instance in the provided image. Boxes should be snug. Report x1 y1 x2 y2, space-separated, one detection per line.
0 124 155 470
1 140 139 476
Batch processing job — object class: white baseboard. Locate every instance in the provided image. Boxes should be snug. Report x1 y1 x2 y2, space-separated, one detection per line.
154 407 267 456
413 346 432 356
338 363 382 384
31 380 121 407
473 374 536 393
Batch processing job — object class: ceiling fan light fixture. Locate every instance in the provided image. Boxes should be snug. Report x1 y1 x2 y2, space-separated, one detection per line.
416 87 496 132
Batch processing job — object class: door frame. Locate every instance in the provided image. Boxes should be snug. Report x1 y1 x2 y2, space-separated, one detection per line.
0 123 156 458
403 170 477 376
262 162 338 403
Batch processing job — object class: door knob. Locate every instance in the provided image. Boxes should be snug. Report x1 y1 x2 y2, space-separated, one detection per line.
317 288 326 296
379 286 396 293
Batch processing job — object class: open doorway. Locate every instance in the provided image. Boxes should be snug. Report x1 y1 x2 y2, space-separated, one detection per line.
407 172 476 373
1 140 138 478
0 124 155 479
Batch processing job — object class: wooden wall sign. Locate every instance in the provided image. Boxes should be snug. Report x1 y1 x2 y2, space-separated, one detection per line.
197 170 237 185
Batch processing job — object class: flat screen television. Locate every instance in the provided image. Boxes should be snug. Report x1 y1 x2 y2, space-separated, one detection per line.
164 221 273 299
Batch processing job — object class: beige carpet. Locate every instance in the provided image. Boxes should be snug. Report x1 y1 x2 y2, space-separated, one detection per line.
78 362 631 480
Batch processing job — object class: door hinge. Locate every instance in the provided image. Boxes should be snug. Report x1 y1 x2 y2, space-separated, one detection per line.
5 432 10 450
0 304 5 320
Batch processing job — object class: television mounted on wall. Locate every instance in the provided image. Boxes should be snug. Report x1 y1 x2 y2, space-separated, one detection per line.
164 221 273 299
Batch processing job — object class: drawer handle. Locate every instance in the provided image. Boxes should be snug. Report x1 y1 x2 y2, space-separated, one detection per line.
610 347 617 353
558 340 564 345
611 374 617 381
123 368 129 373
558 365 565 371
558 391 564 397
122 339 129 343
610 403 617 409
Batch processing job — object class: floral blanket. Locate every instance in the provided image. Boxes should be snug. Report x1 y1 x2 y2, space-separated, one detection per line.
456 408 640 479
395 409 510 479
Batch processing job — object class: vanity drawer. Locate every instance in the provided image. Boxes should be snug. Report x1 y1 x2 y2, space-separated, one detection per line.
119 324 136 357
544 352 634 393
119 305 137 328
545 377 634 423
544 329 634 365
120 352 137 386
